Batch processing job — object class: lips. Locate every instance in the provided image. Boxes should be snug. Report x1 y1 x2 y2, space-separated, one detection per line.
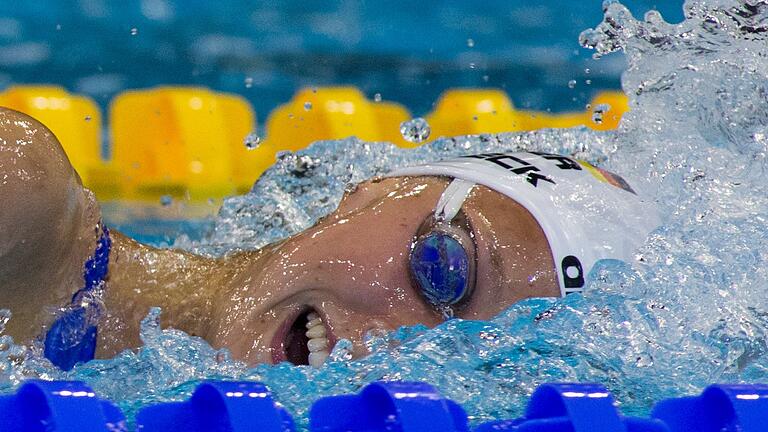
270 306 337 367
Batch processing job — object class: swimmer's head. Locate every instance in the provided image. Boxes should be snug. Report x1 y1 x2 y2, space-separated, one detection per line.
210 175 561 366
0 108 100 317
209 152 658 367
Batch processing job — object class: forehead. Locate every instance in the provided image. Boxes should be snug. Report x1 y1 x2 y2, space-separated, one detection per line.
350 175 543 226
349 175 553 265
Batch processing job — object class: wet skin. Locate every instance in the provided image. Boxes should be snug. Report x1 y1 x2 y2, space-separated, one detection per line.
0 107 559 366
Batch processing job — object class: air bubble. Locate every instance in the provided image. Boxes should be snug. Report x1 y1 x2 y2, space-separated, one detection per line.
244 133 262 150
400 118 431 143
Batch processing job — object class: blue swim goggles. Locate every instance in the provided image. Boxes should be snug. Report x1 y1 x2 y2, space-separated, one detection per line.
409 179 477 314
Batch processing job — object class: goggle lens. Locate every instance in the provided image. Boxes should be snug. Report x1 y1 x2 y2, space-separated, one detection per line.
409 232 470 306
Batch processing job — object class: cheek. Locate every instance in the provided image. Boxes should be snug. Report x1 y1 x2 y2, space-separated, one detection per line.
321 299 442 357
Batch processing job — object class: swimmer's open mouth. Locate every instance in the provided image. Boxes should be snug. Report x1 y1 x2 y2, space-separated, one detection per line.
276 307 335 367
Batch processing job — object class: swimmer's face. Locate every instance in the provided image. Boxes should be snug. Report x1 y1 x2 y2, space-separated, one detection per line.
209 176 560 366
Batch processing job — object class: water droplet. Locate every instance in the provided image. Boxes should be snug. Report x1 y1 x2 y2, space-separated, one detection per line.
400 118 431 143
244 77 253 88
303 101 312 111
466 38 475 48
482 75 489 82
329 338 354 361
311 86 318 93
56 24 61 31
469 62 476 69
472 116 478 121
84 115 92 122
439 305 455 320
568 79 577 89
585 79 592 85
584 67 590 74
130 27 138 36
244 132 261 150
160 195 172 206
373 93 382 103
291 155 317 177
591 103 611 124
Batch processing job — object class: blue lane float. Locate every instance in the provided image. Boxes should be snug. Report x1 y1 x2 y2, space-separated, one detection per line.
310 381 468 432
652 384 768 432
135 381 294 432
0 380 124 432
474 383 667 432
2 380 768 431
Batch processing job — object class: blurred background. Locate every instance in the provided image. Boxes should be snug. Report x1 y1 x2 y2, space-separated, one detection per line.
0 0 685 243
0 0 683 119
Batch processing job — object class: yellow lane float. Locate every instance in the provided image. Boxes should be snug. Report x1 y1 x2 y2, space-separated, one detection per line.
424 89 629 140
109 86 256 200
0 85 629 203
262 86 413 150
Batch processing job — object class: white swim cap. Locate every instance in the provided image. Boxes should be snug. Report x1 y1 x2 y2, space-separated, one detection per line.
389 152 659 297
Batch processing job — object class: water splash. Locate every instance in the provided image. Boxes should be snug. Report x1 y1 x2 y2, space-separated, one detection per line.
400 117 432 143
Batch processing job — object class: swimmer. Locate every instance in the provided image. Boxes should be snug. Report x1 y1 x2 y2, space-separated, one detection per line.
0 107 658 370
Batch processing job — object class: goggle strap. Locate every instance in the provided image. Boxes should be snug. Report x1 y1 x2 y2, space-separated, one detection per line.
434 178 475 222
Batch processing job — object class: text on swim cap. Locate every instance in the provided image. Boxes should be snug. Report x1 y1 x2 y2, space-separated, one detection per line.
463 153 556 187
462 152 585 187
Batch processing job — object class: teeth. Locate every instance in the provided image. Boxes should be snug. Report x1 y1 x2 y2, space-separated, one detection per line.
307 337 328 352
306 324 326 338
305 311 332 368
308 350 329 368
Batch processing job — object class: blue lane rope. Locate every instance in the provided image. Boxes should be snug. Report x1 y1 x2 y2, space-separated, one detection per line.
43 225 111 371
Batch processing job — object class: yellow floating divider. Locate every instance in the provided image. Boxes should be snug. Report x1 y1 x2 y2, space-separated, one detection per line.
0 85 106 188
424 88 630 139
110 87 258 201
0 85 629 203
262 87 413 152
425 89 533 138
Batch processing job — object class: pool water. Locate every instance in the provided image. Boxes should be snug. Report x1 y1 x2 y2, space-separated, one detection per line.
4 0 768 430
0 0 684 122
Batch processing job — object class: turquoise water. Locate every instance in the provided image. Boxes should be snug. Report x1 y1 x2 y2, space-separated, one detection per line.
4 0 768 430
